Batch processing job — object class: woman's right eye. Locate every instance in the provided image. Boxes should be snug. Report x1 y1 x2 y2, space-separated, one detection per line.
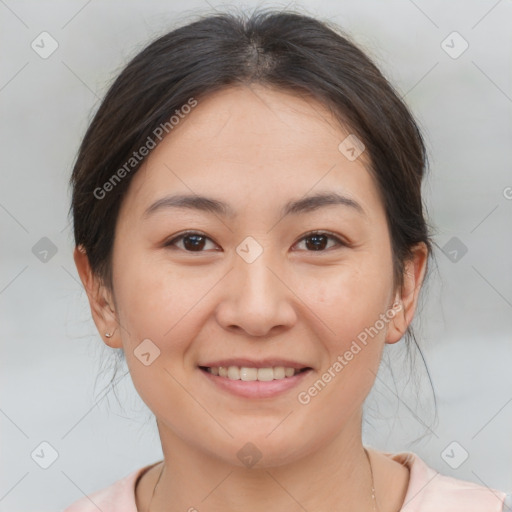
164 231 218 252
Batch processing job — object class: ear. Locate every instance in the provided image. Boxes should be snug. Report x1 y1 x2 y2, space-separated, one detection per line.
385 242 429 345
73 245 122 349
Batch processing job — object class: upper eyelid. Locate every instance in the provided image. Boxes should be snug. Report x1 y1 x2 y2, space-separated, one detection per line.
165 231 218 249
293 231 347 249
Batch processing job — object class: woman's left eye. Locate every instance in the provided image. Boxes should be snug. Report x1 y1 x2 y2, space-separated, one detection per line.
164 230 345 253
293 231 346 252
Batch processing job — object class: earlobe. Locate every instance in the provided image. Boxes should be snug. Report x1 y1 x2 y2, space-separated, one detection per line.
73 245 122 349
385 296 406 344
385 242 429 345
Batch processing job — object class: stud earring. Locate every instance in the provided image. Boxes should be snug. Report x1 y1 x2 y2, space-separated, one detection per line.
105 332 112 338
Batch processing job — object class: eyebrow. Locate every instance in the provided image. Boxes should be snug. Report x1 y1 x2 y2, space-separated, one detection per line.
143 191 366 220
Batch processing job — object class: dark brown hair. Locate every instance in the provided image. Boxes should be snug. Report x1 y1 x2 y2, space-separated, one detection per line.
69 8 436 426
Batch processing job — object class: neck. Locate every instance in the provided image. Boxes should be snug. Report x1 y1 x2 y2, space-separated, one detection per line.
147 413 377 512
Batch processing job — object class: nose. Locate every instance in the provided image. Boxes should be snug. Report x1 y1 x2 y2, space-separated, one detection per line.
215 250 297 337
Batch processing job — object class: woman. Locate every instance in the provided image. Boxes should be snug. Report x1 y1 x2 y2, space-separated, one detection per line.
64 8 510 512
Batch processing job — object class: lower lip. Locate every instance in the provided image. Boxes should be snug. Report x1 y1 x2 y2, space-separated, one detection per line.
199 368 312 399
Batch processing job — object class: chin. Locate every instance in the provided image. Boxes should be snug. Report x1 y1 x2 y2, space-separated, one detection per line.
221 429 312 469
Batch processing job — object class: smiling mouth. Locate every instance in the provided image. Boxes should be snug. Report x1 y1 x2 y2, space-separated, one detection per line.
199 365 311 381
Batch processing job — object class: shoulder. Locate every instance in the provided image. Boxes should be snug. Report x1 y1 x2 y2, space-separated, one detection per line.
383 451 511 512
62 462 160 512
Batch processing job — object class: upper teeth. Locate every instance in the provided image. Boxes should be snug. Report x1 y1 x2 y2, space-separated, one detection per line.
206 366 300 381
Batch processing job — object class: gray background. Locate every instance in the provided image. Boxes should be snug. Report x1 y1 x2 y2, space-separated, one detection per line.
1 0 511 510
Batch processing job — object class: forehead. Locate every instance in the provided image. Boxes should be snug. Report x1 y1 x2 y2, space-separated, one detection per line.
119 84 384 222
162 84 354 161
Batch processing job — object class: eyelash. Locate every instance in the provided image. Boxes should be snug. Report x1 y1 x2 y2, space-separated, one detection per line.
164 230 347 253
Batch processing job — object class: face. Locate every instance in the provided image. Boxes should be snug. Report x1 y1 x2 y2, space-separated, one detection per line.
76 84 426 468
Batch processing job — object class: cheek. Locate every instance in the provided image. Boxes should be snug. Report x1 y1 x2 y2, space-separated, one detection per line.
112 249 220 380
299 254 393 406
113 245 187 327
297 254 394 343
111 257 204 416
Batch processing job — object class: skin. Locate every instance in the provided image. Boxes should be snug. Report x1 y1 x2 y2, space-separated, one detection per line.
74 84 428 512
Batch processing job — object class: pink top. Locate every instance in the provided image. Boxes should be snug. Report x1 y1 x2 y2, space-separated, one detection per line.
62 451 510 511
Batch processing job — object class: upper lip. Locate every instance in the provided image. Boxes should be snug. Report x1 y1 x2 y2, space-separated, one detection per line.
199 358 312 369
